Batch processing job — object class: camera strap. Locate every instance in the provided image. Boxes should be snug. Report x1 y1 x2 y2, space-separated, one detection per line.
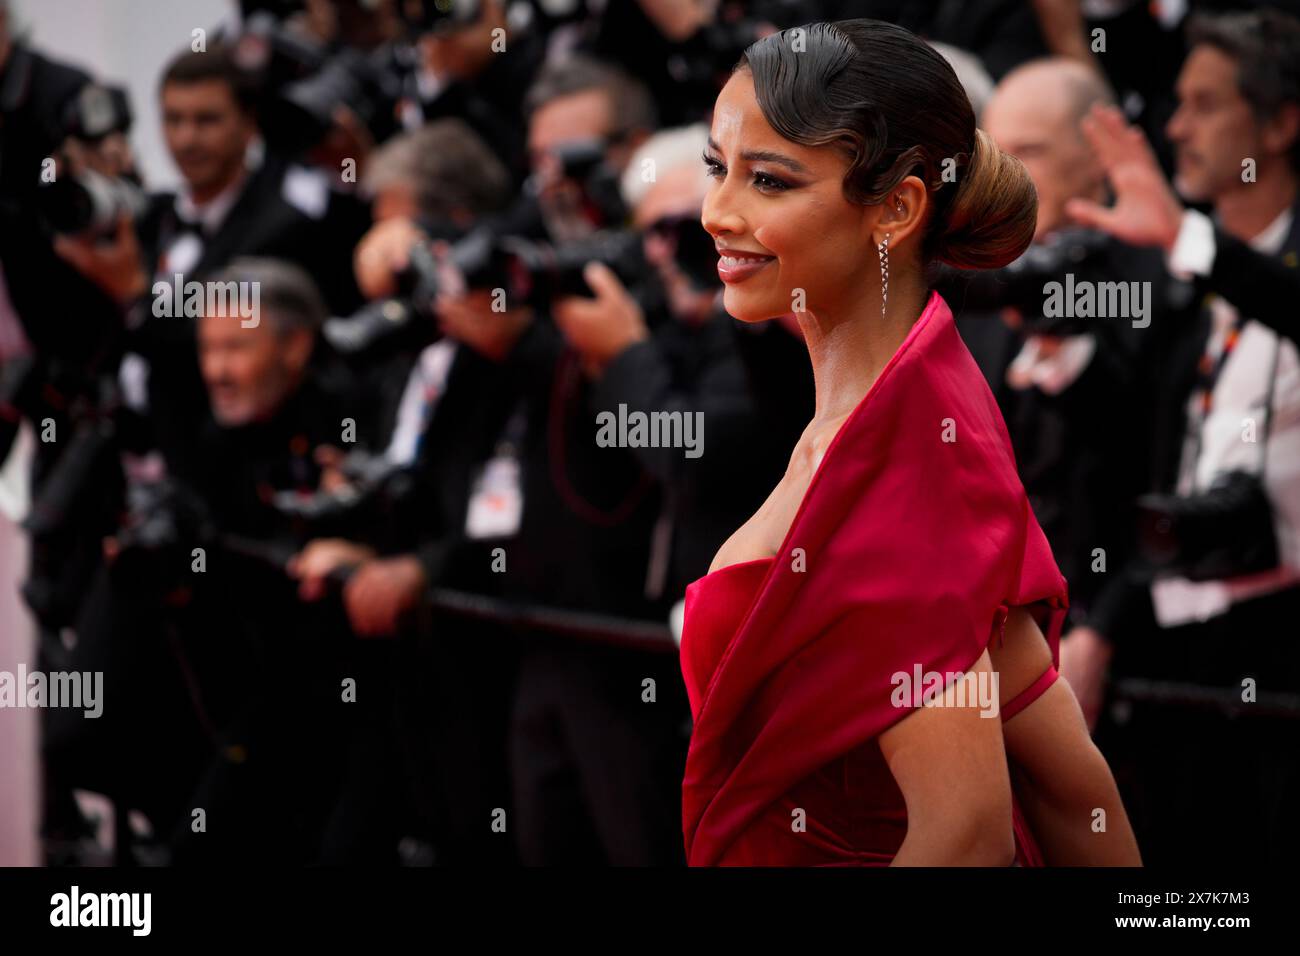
1258 334 1283 471
1187 307 1282 492
1191 306 1245 416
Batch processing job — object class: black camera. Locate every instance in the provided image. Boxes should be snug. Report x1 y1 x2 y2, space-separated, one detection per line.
267 448 415 538
233 11 403 152
1137 330 1282 583
324 239 445 356
325 224 647 355
397 0 486 36
231 9 328 92
974 228 1113 336
35 83 147 236
645 212 719 293
665 1 807 89
1138 471 1278 582
276 46 402 150
540 137 629 232
38 166 146 237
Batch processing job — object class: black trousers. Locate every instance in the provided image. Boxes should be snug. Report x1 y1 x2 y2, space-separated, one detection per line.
44 561 216 844
509 639 690 866
393 613 519 866
173 600 516 866
165 579 390 865
1099 584 1300 866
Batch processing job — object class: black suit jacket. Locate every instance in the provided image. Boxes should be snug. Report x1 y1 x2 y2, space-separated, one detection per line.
135 152 367 313
388 343 520 595
1193 199 1300 348
590 306 813 598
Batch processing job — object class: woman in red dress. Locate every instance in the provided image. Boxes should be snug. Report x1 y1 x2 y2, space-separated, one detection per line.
681 19 1141 866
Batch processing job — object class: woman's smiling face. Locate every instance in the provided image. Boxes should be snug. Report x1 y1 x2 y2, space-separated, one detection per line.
702 69 878 323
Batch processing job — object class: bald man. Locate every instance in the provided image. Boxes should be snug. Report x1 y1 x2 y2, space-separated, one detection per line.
983 57 1115 241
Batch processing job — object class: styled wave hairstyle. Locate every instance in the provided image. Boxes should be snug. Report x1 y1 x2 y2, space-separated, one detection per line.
737 19 1037 271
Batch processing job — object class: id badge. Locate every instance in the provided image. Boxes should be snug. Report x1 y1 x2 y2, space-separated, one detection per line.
464 455 523 539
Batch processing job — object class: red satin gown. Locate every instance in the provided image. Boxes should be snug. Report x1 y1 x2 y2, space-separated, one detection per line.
679 290 1069 866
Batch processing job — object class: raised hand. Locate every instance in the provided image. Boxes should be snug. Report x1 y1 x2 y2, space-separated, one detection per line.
1065 104 1185 253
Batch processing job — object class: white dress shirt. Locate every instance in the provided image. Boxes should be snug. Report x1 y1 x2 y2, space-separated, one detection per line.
385 340 458 466
161 157 254 276
1151 205 1300 625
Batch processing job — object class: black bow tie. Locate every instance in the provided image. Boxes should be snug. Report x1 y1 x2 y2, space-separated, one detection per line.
172 213 206 240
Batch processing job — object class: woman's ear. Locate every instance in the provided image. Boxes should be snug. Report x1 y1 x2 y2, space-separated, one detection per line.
872 174 927 249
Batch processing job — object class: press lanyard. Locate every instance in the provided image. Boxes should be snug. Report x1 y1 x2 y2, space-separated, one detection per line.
1185 299 1281 493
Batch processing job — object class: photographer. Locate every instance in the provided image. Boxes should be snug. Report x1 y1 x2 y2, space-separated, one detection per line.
0 71 141 632
583 0 771 128
301 152 681 861
177 257 393 864
299 117 519 633
0 5 157 853
1064 9 1300 865
347 117 514 451
404 55 691 865
552 122 812 600
395 0 546 189
293 118 522 864
413 52 660 460
502 53 657 243
0 11 137 559
46 258 386 865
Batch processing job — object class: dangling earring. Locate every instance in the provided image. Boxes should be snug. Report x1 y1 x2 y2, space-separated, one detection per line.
878 233 891 320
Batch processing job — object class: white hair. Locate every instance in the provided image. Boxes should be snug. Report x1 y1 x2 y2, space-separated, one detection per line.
619 122 712 212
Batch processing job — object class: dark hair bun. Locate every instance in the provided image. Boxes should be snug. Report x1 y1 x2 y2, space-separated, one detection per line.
933 128 1038 271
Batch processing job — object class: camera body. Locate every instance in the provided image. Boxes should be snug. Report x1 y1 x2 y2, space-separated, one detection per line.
978 227 1114 336
326 223 647 356
39 165 146 237
34 82 147 237
1138 470 1279 582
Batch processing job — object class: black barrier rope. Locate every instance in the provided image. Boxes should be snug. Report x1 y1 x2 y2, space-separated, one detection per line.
219 533 678 654
424 587 677 654
1112 677 1300 719
222 534 1300 681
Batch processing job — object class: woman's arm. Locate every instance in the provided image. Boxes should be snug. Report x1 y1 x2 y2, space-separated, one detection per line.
879 648 1017 865
989 607 1143 865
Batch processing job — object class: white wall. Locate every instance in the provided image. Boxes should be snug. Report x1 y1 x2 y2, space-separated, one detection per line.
11 0 236 191
0 424 35 866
